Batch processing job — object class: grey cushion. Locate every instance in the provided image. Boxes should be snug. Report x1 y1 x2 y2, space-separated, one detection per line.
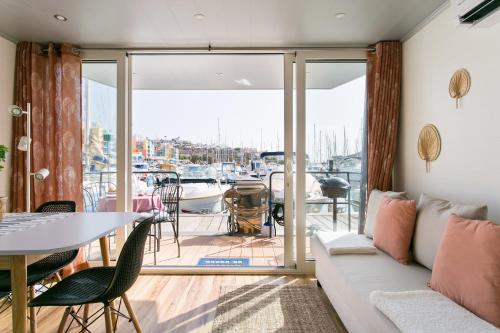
364 189 408 238
413 193 488 270
312 236 431 333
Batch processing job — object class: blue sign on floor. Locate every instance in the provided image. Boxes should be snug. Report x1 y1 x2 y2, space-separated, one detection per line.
197 258 250 267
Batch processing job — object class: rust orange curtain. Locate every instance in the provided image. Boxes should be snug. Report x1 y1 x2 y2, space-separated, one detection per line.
367 41 402 195
11 42 83 212
11 42 88 273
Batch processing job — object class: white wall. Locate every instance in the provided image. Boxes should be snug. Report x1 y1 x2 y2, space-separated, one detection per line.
0 35 15 201
396 6 500 221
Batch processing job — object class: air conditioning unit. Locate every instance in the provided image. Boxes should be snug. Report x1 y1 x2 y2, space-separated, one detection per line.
452 0 500 24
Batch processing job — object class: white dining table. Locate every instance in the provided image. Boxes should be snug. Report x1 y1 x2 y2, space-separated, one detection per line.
0 212 140 333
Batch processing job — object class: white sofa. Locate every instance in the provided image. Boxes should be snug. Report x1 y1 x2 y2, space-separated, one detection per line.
313 192 489 333
312 237 431 333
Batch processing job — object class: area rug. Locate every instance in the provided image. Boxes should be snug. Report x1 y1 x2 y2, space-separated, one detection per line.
212 284 346 332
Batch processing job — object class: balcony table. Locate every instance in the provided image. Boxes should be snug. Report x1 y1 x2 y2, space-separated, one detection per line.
97 194 162 213
0 212 139 333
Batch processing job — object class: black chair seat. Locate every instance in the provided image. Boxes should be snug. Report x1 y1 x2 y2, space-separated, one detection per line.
0 200 79 293
0 265 60 292
29 266 115 307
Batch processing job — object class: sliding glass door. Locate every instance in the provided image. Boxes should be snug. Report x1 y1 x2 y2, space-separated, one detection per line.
295 51 368 272
82 61 118 261
130 54 293 269
79 50 368 274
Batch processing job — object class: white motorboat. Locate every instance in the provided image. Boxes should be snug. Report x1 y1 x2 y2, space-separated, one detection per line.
179 181 229 214
178 164 228 213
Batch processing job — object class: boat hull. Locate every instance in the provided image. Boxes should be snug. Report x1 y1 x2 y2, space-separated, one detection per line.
179 193 223 214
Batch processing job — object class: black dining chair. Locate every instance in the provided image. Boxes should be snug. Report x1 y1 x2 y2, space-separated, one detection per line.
0 201 79 331
29 217 154 333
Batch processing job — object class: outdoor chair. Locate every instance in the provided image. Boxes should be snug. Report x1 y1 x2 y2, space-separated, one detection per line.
134 183 182 265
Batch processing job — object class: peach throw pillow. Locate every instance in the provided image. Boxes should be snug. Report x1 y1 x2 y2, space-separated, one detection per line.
373 196 417 264
430 214 500 328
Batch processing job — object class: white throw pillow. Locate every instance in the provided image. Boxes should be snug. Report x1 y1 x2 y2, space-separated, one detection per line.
412 193 487 270
364 189 408 239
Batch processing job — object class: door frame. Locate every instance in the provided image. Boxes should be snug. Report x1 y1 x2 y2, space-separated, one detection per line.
80 49 369 274
295 50 368 273
80 50 130 256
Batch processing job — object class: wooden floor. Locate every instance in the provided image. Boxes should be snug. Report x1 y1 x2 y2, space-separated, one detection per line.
0 275 346 333
88 212 358 267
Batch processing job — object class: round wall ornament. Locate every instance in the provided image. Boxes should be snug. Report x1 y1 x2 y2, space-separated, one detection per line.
418 124 441 173
449 68 471 109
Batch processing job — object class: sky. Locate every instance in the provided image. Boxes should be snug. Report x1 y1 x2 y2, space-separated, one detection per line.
131 76 366 156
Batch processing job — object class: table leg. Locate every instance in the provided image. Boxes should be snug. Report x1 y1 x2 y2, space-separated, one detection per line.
11 255 27 333
99 237 111 266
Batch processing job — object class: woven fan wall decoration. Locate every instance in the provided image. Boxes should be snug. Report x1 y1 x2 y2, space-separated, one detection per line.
449 68 471 109
418 124 441 173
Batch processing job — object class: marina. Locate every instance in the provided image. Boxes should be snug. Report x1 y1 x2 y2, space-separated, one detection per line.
86 212 358 267
83 148 362 267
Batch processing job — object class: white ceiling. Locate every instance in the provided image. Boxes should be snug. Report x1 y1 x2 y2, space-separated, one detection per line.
0 0 447 48
83 55 367 90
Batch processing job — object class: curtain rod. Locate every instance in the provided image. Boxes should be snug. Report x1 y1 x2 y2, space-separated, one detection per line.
76 45 376 53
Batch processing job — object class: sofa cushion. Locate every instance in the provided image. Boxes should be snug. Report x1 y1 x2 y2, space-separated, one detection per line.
312 236 431 333
374 197 417 264
430 214 500 328
365 189 408 238
413 193 487 270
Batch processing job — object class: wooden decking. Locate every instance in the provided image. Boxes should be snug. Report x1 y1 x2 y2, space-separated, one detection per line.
88 212 359 267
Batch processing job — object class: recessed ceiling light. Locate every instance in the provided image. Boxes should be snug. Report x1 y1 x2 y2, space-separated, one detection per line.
54 14 68 22
335 12 346 19
235 78 252 86
216 72 224 76
194 13 205 20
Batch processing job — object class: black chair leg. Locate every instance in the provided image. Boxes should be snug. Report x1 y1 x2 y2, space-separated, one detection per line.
153 223 158 266
156 223 161 252
171 222 180 258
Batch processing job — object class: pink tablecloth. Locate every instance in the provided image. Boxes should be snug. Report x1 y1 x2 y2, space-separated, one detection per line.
97 195 162 213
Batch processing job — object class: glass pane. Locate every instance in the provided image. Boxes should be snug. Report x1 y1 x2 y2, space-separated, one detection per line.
82 61 118 261
305 61 367 259
131 54 285 267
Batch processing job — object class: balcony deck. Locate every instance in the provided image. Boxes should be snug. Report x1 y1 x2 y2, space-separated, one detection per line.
88 212 359 267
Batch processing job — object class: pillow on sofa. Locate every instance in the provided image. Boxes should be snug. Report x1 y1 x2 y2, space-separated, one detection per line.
373 196 417 264
430 214 500 328
413 194 487 270
365 189 408 238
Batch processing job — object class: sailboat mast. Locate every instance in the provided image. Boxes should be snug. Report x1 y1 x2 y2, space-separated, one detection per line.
319 130 322 163
260 128 263 153
313 124 317 163
217 118 221 163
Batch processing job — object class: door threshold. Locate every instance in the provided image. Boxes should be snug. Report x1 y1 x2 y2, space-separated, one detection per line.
139 266 302 275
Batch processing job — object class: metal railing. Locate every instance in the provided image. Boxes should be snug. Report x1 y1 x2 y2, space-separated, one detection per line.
266 170 361 237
